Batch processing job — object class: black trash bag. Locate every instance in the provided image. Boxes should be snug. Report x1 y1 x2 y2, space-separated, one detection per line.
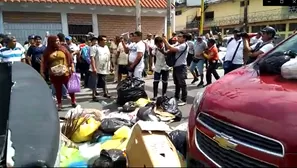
136 103 161 122
117 77 148 106
100 118 133 134
90 129 113 143
168 130 187 158
156 96 182 121
259 55 291 74
122 101 137 113
92 149 127 168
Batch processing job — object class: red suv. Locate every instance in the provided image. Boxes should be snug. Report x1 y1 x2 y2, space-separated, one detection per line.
187 34 297 167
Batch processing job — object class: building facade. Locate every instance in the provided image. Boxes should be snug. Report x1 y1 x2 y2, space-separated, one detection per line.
0 0 171 43
185 0 297 42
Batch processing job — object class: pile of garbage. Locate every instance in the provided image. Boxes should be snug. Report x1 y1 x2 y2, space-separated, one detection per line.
59 77 187 167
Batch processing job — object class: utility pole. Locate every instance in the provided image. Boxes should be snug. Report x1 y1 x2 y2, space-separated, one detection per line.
166 0 172 39
199 0 205 36
136 0 141 31
243 0 248 32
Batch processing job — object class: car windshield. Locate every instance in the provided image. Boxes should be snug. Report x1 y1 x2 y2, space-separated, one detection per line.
266 34 297 57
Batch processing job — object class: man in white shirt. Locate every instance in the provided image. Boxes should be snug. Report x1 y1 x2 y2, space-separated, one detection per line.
89 35 111 101
66 36 80 70
243 26 275 64
123 31 145 78
223 29 244 74
250 32 262 45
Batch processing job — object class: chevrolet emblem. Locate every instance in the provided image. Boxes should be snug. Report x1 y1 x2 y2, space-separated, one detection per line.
213 135 237 150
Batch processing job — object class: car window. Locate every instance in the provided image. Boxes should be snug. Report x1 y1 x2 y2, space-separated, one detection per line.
267 34 297 56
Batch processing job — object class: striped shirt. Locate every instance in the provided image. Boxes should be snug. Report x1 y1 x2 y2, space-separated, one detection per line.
0 46 25 62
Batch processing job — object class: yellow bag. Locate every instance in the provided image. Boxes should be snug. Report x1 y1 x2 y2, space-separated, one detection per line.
101 126 131 150
135 98 150 107
71 117 101 143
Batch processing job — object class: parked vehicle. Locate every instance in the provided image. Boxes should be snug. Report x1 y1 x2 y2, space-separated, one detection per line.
187 34 297 167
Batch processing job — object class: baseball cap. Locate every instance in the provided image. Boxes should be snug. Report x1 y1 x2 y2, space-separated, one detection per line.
28 34 35 40
65 36 72 41
261 26 276 38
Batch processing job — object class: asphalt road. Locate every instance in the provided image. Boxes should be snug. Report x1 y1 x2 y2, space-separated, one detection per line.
59 69 224 127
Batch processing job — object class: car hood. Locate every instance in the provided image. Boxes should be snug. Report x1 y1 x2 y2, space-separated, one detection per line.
200 65 297 151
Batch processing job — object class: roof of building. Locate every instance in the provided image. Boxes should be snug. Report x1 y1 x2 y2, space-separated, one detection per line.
1 0 169 8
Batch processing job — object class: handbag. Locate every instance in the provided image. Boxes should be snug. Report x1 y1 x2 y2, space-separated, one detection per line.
50 64 67 76
223 41 241 70
67 73 81 93
166 44 188 67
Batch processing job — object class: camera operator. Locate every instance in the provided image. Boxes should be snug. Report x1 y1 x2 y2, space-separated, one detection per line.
223 28 244 74
243 26 275 64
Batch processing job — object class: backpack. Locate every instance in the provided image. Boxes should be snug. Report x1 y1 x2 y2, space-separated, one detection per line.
81 46 91 64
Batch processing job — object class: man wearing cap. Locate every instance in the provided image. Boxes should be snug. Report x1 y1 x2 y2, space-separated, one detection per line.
223 28 244 74
66 36 80 70
243 26 275 64
26 35 46 73
0 36 26 62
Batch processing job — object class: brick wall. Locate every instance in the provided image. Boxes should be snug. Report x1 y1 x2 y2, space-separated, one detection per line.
3 12 61 23
97 15 165 39
67 13 92 25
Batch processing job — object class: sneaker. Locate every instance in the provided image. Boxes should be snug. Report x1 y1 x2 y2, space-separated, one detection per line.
177 100 186 106
92 97 99 102
191 78 198 84
151 97 157 101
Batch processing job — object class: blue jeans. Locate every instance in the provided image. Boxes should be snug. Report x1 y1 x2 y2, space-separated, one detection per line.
189 59 205 75
51 84 68 97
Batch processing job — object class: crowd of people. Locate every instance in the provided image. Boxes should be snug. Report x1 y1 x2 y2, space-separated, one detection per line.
0 25 276 109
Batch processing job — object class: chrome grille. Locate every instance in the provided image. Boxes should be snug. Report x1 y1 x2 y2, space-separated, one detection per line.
198 113 284 157
196 130 277 167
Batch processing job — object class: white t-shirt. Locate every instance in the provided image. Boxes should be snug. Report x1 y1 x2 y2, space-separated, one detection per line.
187 41 195 54
250 36 262 45
117 42 128 65
152 45 169 73
90 45 110 75
68 43 79 63
225 38 244 64
128 41 145 70
251 42 274 55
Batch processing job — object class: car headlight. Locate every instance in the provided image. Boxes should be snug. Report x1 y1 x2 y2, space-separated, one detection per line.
192 91 204 112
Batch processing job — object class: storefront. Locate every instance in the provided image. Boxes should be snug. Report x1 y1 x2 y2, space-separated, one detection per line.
0 1 169 44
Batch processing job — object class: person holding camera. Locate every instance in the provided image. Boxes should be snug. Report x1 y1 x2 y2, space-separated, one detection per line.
163 32 189 106
223 28 244 74
243 26 275 64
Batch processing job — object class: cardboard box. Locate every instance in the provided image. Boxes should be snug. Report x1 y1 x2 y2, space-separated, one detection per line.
125 121 186 167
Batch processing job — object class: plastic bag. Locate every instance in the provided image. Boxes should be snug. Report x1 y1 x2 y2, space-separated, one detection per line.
122 101 137 113
259 55 291 74
91 129 113 143
135 98 150 107
60 146 85 167
156 96 182 121
71 117 101 143
168 130 187 158
117 77 148 106
281 59 297 79
68 73 81 93
100 118 133 134
136 103 161 122
92 149 127 168
79 142 101 160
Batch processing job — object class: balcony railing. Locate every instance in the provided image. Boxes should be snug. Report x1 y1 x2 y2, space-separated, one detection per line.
186 7 297 28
